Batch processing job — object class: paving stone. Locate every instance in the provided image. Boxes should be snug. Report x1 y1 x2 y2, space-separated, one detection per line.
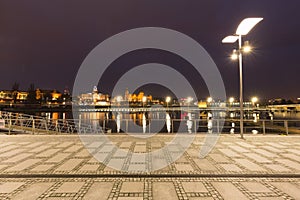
276 159 300 171
55 142 73 148
282 153 300 161
0 148 25 158
228 145 249 153
121 182 144 193
5 159 41 171
264 164 290 172
219 149 239 157
88 142 103 148
31 164 55 172
45 153 70 163
79 164 99 171
194 159 217 171
100 145 115 152
209 154 230 163
259 198 284 200
262 146 283 153
128 164 146 172
0 182 24 193
28 145 50 153
134 145 146 153
182 182 208 192
63 145 82 153
271 182 300 199
236 141 255 148
36 149 60 157
11 182 53 200
220 164 242 172
266 142 285 148
83 182 113 200
234 159 266 171
241 182 271 192
212 182 248 200
285 149 300 155
175 163 194 171
244 153 272 163
74 149 92 157
187 149 200 157
153 182 178 200
108 158 125 169
25 142 44 148
2 153 32 163
131 154 146 163
113 149 129 157
55 182 85 193
117 197 144 200
0 165 8 170
55 159 83 171
252 149 278 158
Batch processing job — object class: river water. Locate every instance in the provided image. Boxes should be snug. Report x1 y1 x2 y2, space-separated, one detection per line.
31 110 300 133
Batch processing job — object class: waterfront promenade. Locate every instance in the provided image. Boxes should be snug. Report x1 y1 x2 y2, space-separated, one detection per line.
0 134 299 199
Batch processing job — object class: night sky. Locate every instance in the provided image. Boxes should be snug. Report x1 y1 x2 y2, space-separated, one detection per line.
0 1 299 101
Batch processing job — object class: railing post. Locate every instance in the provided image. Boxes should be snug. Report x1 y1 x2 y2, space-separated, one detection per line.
8 118 11 135
32 117 35 135
284 120 288 135
126 119 128 133
262 120 266 135
8 112 12 135
217 119 220 133
171 119 174 133
194 119 197 133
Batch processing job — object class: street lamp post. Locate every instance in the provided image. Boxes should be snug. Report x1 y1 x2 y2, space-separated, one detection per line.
222 18 263 139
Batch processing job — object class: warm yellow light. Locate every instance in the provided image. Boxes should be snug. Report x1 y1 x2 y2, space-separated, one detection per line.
142 96 147 103
187 97 193 103
207 97 212 103
251 97 258 103
116 96 122 102
166 96 171 103
243 41 252 53
231 54 238 60
229 97 235 103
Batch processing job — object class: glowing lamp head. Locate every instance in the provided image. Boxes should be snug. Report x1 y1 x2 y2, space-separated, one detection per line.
207 97 213 103
243 41 252 53
231 49 238 60
166 96 171 103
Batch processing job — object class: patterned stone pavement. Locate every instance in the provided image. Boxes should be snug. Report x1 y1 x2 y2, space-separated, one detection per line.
0 134 299 199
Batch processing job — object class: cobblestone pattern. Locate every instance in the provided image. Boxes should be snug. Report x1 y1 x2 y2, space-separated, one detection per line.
0 135 300 175
0 135 300 199
0 177 299 199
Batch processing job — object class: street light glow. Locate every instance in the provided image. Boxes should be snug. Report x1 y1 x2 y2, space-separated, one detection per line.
207 97 212 103
166 96 171 103
236 17 263 35
243 41 252 53
142 96 147 103
251 97 258 103
229 97 235 103
231 49 238 60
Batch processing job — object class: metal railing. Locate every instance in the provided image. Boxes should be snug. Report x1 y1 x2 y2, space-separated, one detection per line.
0 111 299 135
0 111 106 135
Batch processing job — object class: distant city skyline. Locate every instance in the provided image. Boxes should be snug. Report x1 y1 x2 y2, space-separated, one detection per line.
0 1 299 99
